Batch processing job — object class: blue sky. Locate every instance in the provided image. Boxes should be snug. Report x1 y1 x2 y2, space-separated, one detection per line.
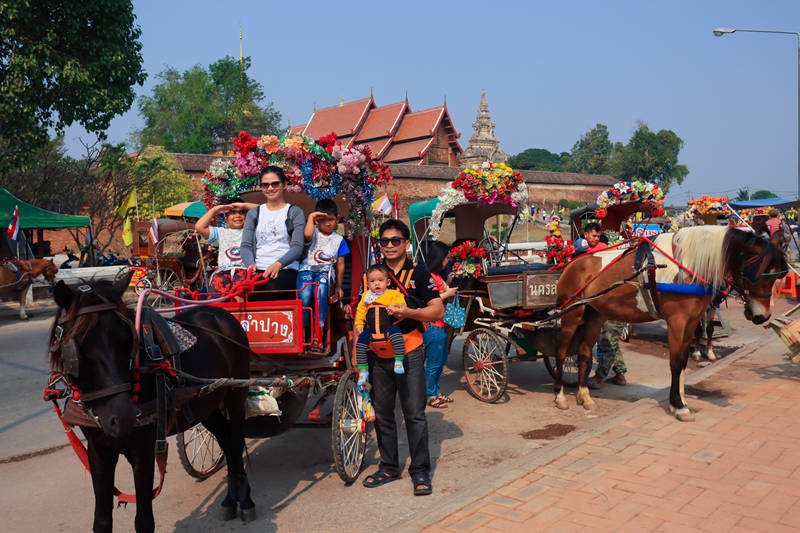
62 0 800 204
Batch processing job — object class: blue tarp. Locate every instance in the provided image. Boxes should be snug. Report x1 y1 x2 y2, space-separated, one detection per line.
727 197 793 209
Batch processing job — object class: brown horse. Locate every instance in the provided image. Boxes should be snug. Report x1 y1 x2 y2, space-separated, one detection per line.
0 258 58 319
554 226 787 421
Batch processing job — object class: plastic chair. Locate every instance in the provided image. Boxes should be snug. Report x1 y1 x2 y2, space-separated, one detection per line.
775 271 799 299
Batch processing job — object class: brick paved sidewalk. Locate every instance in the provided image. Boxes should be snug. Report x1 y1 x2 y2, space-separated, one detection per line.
414 330 800 532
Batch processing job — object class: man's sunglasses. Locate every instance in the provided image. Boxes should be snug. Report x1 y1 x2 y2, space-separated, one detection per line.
378 237 405 247
260 181 282 189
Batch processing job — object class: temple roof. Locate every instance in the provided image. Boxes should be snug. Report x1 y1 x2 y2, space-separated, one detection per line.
300 97 375 140
289 94 462 166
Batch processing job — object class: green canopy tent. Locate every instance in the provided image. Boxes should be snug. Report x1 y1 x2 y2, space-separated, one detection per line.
0 187 91 258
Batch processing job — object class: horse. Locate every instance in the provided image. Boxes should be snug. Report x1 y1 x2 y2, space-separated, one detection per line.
0 258 58 319
49 273 256 532
553 226 787 421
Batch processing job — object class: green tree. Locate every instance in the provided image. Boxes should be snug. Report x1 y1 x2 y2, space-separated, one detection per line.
508 148 567 171
751 189 778 200
138 56 282 153
735 188 751 201
563 124 614 175
615 123 688 193
0 1 145 173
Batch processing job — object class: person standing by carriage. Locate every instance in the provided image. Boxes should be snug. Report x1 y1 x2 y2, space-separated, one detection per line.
360 219 444 496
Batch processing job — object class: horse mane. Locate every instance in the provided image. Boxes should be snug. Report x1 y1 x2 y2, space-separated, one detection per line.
49 279 127 373
669 226 729 287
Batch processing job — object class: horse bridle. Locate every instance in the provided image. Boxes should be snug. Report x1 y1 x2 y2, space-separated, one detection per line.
732 239 786 300
49 286 139 404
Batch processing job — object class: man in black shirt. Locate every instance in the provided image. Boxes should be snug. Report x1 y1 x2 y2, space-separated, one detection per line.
360 219 443 496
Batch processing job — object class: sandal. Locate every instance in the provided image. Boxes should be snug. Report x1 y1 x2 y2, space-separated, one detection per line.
427 397 448 409
362 470 400 488
412 473 433 496
437 394 454 403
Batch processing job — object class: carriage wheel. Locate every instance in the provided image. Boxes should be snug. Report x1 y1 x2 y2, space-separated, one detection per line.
543 353 589 388
331 369 368 484
176 423 225 480
462 328 509 403
147 269 181 308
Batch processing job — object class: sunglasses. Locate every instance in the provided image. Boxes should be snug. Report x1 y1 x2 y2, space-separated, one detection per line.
378 237 405 247
260 181 282 189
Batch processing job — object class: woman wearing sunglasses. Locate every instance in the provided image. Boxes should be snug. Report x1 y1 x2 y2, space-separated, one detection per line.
240 166 306 299
195 196 259 297
360 219 444 497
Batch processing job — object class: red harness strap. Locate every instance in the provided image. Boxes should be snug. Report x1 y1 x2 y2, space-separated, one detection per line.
44 383 167 505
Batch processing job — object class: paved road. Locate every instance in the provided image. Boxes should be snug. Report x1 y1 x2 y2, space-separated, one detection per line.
0 296 772 531
0 303 61 461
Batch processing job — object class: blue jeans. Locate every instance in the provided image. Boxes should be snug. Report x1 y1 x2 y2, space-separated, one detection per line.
424 326 448 399
296 270 329 329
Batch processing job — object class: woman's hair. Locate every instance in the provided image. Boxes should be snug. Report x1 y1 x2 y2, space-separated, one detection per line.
366 264 390 278
420 240 450 274
260 165 286 183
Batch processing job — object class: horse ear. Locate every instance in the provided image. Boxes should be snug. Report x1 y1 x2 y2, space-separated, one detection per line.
113 270 134 297
53 281 74 309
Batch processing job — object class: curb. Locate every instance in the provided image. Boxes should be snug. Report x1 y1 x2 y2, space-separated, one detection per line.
390 327 773 532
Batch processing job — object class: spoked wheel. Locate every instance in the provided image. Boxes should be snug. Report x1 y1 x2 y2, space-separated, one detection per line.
543 354 589 387
462 328 509 403
331 369 368 484
147 269 181 308
176 423 225 480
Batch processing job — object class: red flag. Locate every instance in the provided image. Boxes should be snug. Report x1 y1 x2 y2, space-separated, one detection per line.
393 191 399 219
6 205 19 241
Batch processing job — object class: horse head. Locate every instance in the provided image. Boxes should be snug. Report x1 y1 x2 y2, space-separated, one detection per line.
40 259 58 284
51 271 138 438
726 229 788 325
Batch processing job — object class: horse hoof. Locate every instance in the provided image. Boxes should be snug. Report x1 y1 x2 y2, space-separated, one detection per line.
581 401 596 411
707 352 717 362
220 505 237 521
240 506 256 523
674 407 695 422
554 398 569 410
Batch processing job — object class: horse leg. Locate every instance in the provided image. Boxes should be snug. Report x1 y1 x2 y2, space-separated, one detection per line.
575 309 604 410
666 315 700 421
202 410 238 520
86 434 119 533
705 309 717 361
127 427 156 533
554 308 584 410
18 287 28 320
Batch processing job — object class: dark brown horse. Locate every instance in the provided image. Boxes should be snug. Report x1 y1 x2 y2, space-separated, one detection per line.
553 226 786 421
50 273 255 532
0 258 58 319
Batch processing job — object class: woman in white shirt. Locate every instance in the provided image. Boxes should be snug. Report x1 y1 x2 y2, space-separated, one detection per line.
240 166 306 299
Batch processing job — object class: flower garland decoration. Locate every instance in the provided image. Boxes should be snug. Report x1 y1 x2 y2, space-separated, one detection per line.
686 196 731 219
429 161 528 239
202 158 259 207
595 180 665 219
538 214 574 266
447 240 487 280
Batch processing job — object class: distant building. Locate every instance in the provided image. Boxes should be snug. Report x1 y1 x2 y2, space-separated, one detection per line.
460 92 508 166
289 95 462 166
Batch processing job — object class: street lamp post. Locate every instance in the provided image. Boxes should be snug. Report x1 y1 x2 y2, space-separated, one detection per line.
713 27 800 200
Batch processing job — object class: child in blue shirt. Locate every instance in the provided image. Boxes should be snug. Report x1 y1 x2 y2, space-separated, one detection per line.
296 199 350 347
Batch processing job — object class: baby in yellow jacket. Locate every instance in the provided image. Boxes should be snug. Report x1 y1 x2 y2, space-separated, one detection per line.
355 264 407 384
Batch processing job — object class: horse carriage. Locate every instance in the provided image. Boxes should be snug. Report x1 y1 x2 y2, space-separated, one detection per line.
130 219 213 306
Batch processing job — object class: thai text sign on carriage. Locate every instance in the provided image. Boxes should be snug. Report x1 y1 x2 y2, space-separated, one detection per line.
228 305 303 353
522 272 560 308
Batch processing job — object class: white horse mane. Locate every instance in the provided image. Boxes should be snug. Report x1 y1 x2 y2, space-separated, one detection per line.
653 226 731 287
